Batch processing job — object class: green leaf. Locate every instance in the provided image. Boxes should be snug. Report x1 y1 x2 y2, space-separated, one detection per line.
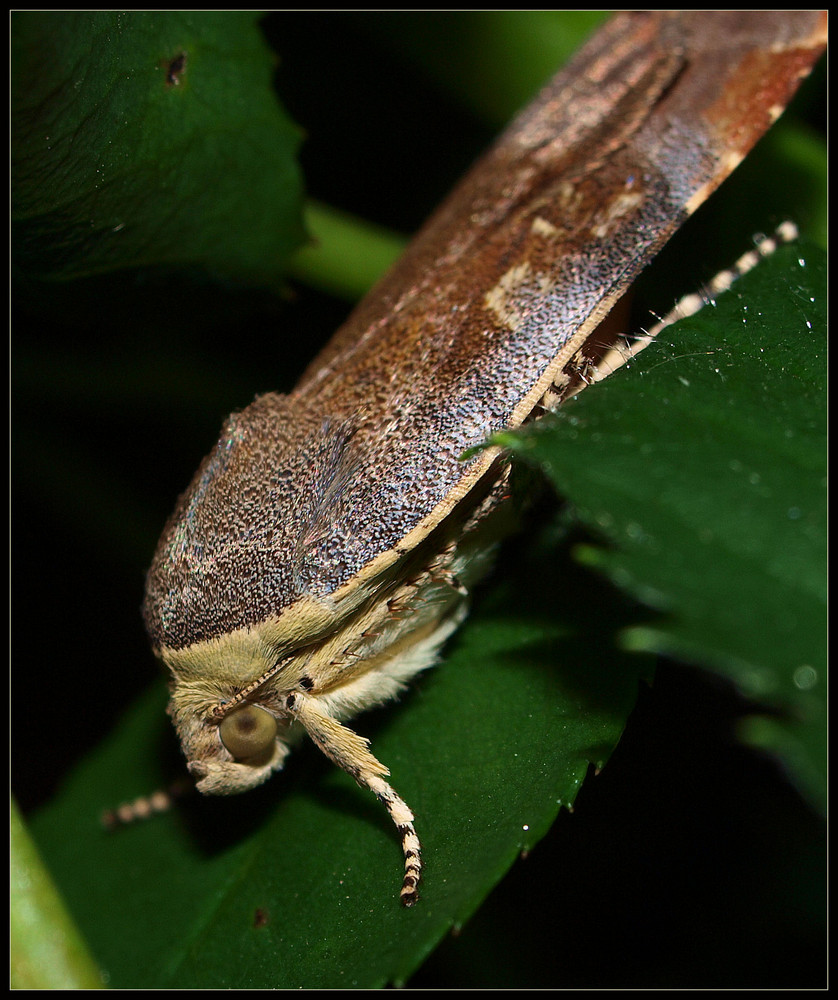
290 200 407 302
11 11 305 291
11 798 105 989
497 241 826 813
28 522 651 989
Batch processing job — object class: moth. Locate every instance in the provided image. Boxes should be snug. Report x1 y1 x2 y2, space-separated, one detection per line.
142 11 826 906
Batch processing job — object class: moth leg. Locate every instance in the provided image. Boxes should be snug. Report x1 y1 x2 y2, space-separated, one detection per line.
555 221 801 403
285 690 422 907
595 222 801 378
101 776 193 829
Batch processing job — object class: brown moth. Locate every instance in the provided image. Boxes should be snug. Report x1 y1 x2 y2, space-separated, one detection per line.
142 11 827 906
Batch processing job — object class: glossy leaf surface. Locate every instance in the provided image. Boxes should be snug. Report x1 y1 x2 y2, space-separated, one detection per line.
498 242 827 812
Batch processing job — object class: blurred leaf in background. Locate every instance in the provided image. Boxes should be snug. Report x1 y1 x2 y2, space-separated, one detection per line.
12 11 305 296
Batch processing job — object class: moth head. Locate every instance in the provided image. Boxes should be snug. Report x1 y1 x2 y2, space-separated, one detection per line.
171 696 294 796
158 626 302 795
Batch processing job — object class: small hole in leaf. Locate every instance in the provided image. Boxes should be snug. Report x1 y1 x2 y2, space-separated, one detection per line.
165 51 187 87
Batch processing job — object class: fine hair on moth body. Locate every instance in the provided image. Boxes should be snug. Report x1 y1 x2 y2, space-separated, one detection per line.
138 12 826 907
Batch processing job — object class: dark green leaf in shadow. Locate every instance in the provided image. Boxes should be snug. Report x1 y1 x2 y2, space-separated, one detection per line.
497 241 826 813
11 11 305 292
28 522 651 988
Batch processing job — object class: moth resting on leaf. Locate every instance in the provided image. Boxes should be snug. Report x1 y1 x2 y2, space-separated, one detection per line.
142 11 827 906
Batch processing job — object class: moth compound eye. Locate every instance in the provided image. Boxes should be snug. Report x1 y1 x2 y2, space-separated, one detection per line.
219 705 278 762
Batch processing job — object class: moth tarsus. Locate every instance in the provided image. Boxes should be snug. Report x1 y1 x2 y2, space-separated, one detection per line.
139 12 826 905
101 777 193 829
643 222 802 341
368 774 423 907
564 221 804 393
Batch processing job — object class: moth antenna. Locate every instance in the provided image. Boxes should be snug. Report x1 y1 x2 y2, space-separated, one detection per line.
285 690 422 906
101 776 193 829
211 656 292 719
